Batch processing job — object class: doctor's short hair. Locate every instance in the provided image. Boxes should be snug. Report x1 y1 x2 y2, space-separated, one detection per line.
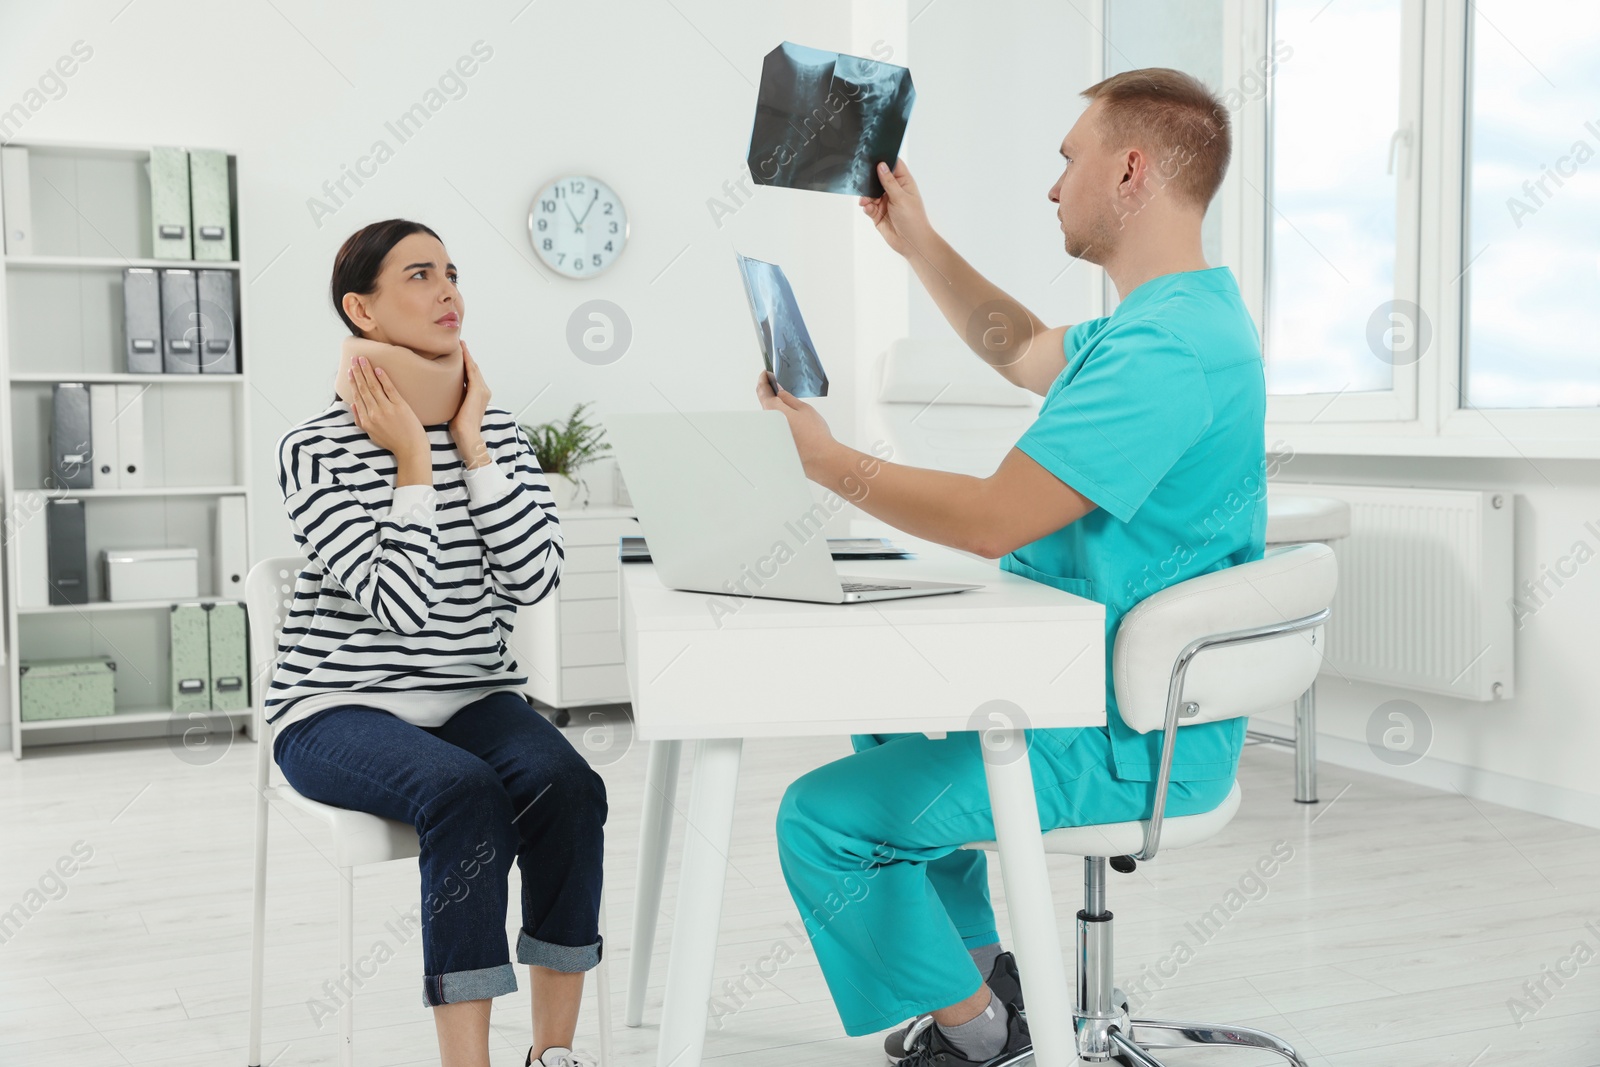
1079 67 1231 210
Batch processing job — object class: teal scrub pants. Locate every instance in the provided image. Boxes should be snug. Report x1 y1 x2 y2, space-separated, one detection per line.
774 726 1235 1037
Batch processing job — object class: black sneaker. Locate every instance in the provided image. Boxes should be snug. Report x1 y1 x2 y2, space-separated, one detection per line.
898 1001 1032 1067
883 951 1027 1065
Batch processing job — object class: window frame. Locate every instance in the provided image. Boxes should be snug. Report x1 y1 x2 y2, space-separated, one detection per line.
1245 0 1600 457
1253 0 1426 426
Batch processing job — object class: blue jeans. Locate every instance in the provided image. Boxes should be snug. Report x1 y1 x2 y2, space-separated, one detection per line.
272 691 607 1007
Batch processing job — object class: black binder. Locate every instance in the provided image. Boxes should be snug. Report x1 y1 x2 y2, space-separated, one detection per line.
47 499 89 605
50 382 93 490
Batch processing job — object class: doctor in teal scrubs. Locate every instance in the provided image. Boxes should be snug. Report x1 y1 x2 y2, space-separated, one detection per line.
757 68 1271 1067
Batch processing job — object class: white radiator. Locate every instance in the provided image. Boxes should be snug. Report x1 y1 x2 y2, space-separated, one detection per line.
1271 484 1514 701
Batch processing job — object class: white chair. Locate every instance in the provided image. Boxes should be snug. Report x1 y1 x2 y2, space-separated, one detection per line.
1255 493 1352 803
245 555 613 1067
962 542 1337 1065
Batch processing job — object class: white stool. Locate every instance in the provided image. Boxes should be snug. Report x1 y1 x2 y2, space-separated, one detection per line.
1257 493 1351 803
244 556 614 1067
963 542 1338 1065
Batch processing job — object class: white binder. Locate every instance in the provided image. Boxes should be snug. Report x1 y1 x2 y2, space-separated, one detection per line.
1 146 32 255
113 384 146 488
15 491 50 607
217 495 248 596
89 385 121 489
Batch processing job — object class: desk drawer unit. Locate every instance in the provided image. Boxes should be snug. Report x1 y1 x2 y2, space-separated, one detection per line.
510 508 637 710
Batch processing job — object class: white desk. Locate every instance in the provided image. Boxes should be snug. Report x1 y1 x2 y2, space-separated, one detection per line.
618 532 1106 1067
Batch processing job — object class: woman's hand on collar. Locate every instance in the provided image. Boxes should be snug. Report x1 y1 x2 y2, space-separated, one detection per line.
449 341 493 467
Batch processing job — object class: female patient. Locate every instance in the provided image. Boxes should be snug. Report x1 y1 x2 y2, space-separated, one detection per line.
266 218 605 1067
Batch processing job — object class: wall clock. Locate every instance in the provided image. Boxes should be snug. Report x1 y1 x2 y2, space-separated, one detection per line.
527 174 628 278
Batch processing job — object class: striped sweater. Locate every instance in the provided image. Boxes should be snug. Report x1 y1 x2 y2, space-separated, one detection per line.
265 398 564 733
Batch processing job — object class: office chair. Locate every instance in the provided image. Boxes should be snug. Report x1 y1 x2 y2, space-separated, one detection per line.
962 542 1336 1065
245 555 614 1067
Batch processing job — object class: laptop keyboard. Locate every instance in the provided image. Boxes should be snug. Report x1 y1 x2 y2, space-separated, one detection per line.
840 580 911 593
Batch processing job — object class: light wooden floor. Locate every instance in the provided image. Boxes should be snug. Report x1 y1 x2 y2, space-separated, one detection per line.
2 712 1598 1066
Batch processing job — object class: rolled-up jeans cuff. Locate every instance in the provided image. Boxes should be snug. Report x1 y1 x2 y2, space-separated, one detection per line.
516 928 603 972
421 962 517 1007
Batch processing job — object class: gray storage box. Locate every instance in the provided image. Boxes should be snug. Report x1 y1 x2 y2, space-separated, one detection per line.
20 657 117 721
160 268 200 372
196 269 237 373
123 267 163 372
104 547 199 601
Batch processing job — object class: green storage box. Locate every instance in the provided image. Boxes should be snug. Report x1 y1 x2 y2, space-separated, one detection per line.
187 148 233 261
206 601 250 712
19 657 117 721
149 146 192 259
171 603 212 711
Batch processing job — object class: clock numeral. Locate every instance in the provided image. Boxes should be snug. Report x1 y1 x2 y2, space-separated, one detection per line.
536 218 548 231
541 199 556 212
592 254 602 267
604 242 613 252
574 258 584 272
556 252 566 265
609 222 618 233
570 180 586 196
542 238 553 251
603 203 613 215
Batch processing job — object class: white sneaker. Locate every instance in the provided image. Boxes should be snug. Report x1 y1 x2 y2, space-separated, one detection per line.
532 1046 598 1067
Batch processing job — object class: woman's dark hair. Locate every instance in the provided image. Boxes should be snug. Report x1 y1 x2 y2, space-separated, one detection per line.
329 218 443 336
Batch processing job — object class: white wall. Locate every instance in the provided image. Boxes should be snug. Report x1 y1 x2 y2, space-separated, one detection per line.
903 2 1101 342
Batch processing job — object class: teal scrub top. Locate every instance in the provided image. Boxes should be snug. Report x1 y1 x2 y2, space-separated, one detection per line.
1001 266 1268 783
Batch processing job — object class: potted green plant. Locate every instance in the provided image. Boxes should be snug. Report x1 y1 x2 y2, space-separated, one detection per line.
520 401 612 510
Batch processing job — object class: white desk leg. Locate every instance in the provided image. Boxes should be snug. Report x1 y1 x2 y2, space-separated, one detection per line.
656 737 742 1067
626 738 682 1027
981 731 1074 1067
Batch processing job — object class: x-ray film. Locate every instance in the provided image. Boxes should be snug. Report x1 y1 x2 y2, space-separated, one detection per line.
734 252 829 399
747 41 915 198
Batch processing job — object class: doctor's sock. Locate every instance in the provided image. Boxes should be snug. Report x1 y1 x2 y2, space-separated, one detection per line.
937 988 1009 1060
968 941 1003 977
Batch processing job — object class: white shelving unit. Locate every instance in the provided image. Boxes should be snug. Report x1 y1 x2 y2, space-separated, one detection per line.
0 140 253 758
510 505 638 722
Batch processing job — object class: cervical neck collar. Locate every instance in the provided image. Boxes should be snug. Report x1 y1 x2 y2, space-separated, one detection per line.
334 335 465 427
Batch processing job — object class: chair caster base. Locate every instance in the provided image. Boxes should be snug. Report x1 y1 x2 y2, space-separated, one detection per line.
1073 988 1134 1061
1117 1017 1309 1066
1072 993 1308 1066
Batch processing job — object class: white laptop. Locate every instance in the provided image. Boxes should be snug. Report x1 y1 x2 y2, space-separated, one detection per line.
602 410 981 604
